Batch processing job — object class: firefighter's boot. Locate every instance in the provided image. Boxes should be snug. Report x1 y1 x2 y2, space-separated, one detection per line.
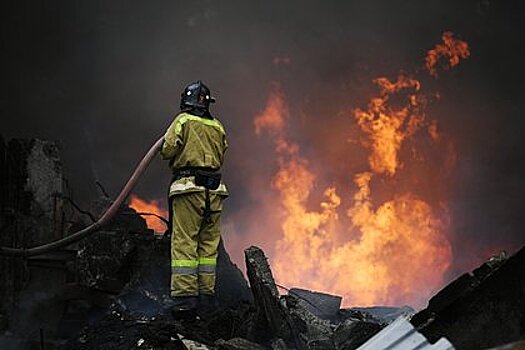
170 296 198 320
197 294 217 317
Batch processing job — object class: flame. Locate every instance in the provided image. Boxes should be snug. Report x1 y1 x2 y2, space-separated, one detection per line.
425 32 470 77
344 172 451 306
129 195 168 233
254 83 287 136
354 75 424 176
428 120 440 141
252 33 468 307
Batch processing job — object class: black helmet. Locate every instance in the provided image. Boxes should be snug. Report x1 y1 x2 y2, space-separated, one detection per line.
180 80 216 111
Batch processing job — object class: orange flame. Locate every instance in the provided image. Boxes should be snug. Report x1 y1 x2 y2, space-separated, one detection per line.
254 82 287 137
425 32 470 77
253 33 465 307
345 172 451 306
129 195 168 233
354 75 424 175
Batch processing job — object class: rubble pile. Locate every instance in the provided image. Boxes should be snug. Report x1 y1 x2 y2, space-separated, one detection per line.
0 137 252 348
1 136 525 350
61 242 525 350
56 204 254 349
62 246 386 350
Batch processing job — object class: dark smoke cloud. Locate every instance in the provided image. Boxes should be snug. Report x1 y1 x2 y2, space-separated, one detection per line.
2 0 525 280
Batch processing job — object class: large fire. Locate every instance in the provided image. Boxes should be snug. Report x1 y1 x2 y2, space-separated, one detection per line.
253 32 469 307
128 33 470 308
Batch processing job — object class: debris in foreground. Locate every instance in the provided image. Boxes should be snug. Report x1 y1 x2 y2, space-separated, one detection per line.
58 242 525 350
412 248 525 349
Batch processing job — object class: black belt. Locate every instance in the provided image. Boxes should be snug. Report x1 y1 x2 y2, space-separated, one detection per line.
171 167 221 225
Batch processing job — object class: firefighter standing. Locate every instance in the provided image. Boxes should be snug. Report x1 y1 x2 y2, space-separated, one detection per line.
160 81 228 317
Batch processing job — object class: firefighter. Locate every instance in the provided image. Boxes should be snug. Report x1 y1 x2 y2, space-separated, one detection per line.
160 81 228 317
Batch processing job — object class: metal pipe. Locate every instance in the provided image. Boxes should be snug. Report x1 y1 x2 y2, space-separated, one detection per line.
0 136 164 257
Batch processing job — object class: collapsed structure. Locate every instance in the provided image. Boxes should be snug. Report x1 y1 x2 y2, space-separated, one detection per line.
1 137 524 350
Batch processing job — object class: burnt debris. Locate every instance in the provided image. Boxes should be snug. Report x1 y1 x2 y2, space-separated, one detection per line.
412 249 525 349
0 137 67 343
1 136 525 350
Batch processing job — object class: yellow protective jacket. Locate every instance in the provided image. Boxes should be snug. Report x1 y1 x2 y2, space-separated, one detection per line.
160 112 229 197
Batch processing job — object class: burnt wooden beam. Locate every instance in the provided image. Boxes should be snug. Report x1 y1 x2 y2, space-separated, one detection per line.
244 246 296 345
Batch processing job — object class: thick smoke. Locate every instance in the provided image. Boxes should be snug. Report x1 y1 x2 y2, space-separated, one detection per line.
2 0 525 298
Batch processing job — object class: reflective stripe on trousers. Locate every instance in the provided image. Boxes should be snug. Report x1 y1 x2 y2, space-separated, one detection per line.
171 258 217 274
172 259 198 274
198 257 217 273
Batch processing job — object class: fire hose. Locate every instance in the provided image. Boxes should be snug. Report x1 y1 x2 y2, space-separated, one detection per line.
0 136 165 257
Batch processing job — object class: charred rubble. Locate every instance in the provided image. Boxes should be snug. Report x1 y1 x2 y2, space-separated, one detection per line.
1 136 525 350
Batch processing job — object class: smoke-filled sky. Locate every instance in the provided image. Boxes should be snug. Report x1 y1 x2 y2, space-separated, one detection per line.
2 0 525 303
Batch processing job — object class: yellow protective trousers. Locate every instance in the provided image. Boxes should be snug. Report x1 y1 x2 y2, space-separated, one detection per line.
170 191 224 297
